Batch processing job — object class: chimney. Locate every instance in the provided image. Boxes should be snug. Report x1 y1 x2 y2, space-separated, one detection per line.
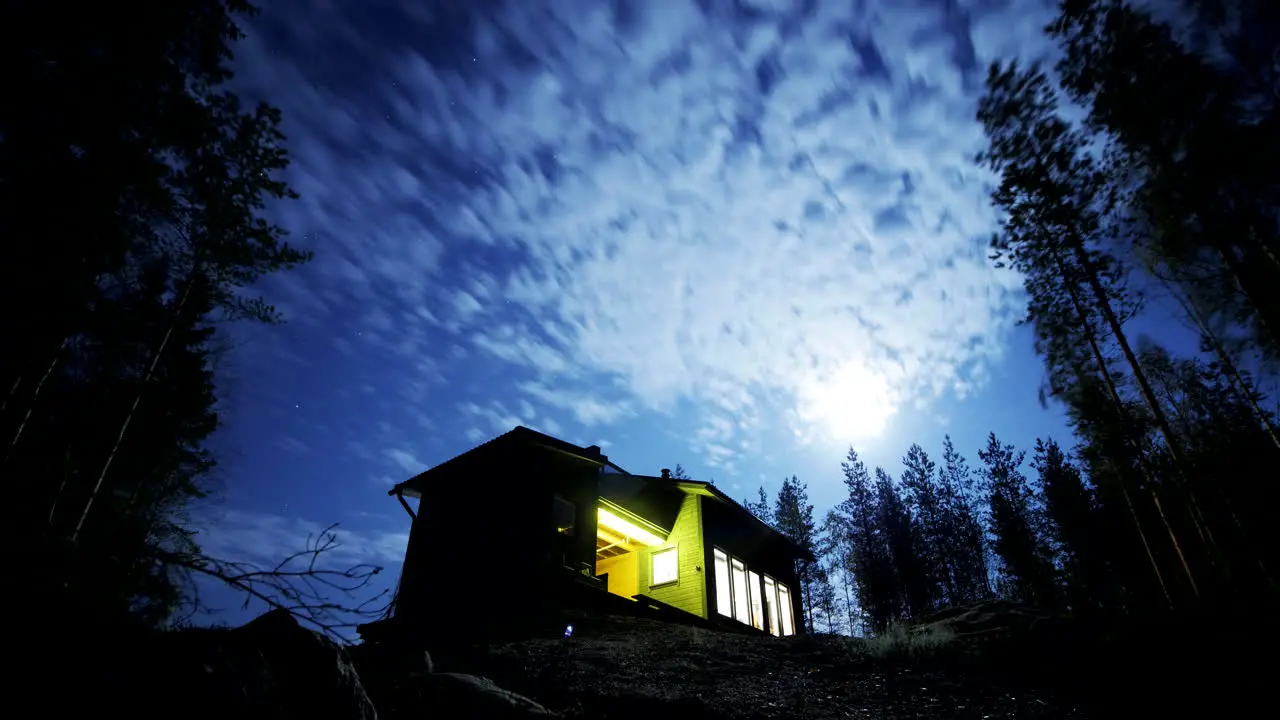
660 468 671 479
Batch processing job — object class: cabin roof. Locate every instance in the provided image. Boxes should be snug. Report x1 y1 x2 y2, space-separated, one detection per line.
628 475 817 562
388 425 606 499
386 425 814 562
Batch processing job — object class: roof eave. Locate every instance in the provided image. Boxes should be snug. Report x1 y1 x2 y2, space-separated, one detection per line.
684 479 815 562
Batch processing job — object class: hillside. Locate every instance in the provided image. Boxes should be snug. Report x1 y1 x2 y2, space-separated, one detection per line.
25 601 1270 719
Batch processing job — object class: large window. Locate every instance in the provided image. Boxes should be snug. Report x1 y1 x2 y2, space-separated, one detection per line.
778 583 794 636
730 558 750 625
713 547 795 636
651 546 678 585
747 570 764 631
763 576 780 637
714 550 732 617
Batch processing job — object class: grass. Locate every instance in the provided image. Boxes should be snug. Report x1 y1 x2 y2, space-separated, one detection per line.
858 621 958 660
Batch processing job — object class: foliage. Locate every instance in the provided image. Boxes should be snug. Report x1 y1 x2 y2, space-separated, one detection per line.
743 486 773 525
0 0 372 631
977 433 1059 607
772 475 821 633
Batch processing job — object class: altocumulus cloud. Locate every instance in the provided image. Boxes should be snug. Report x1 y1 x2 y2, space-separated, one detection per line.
234 0 1057 464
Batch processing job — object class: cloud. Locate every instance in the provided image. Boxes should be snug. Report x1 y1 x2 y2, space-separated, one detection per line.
383 447 425 474
233 0 1057 467
274 435 310 455
195 508 409 570
459 399 526 435
517 381 634 427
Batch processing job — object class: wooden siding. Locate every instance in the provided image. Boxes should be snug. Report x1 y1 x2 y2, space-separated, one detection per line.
639 493 707 618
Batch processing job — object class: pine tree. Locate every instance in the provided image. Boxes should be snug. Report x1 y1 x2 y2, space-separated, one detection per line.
773 475 820 633
937 435 992 602
820 508 861 635
0 0 311 626
838 449 900 631
977 59 1208 601
1050 0 1280 367
978 433 1060 607
1033 437 1109 613
898 443 949 606
743 486 772 525
874 467 932 617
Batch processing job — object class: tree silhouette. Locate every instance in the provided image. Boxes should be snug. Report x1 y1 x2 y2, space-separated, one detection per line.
772 476 820 633
978 433 1059 607
0 1 353 630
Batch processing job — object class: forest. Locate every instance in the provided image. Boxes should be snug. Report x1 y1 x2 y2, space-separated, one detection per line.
752 0 1280 636
3 0 1278 642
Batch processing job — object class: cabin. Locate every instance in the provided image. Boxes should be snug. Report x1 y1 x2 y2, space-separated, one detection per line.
360 426 812 643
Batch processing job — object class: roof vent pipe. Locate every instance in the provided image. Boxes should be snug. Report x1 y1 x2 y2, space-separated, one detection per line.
660 468 671 479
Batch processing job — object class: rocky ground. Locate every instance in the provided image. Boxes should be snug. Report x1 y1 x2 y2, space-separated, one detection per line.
444 614 1090 719
23 600 1273 719
364 600 1273 719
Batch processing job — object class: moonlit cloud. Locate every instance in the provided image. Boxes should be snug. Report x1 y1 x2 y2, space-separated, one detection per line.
232 0 1057 471
383 447 424 475
196 508 409 570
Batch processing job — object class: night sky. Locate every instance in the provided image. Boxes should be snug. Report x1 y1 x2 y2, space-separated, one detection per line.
190 0 1198 625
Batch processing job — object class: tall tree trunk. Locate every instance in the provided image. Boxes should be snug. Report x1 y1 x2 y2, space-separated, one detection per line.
1 373 22 415
843 567 856 636
3 337 69 468
1178 379 1278 590
1170 286 1280 452
71 274 198 544
1050 250 1199 599
1108 458 1174 611
47 443 74 528
1068 241 1221 562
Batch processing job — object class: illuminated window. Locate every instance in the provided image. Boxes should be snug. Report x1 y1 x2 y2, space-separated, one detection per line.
651 546 678 585
714 549 732 617
777 583 794 636
553 495 576 536
714 547 793 636
763 576 780 637
748 570 764 631
730 558 750 625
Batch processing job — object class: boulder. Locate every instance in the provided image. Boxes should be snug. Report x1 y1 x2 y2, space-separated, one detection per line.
61 604 378 717
911 599 1055 640
424 670 561 718
351 643 560 719
134 608 378 720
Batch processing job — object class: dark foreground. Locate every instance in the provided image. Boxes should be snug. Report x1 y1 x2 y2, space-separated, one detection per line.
19 600 1275 719
397 603 1272 719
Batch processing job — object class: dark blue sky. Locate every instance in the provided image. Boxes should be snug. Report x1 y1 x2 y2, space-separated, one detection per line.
191 0 1205 627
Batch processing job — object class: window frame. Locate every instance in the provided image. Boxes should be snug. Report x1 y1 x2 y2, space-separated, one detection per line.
711 546 796 636
713 549 732 617
650 545 679 587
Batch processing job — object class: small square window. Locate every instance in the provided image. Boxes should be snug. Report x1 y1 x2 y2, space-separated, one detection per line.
651 546 678 585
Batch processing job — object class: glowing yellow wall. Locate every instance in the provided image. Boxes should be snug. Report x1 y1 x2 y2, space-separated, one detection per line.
596 552 639 598
638 493 707 618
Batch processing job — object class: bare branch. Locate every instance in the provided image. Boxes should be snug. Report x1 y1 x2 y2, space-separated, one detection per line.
162 522 390 642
